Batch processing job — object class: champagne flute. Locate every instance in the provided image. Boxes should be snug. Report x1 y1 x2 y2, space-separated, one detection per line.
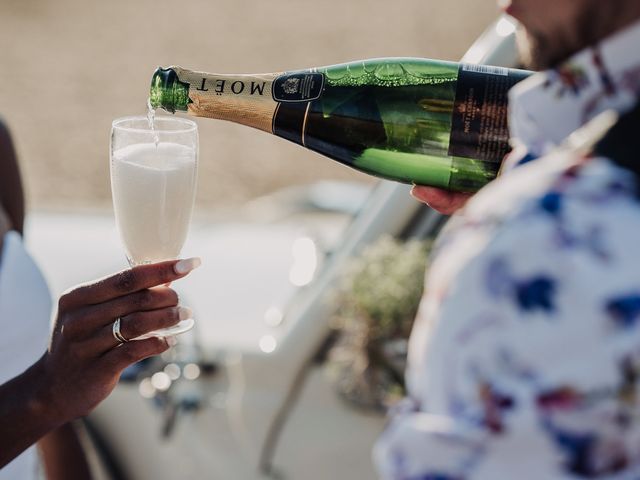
110 115 198 338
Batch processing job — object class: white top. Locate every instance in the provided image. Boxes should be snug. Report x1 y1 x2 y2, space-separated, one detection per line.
374 19 640 480
0 231 52 480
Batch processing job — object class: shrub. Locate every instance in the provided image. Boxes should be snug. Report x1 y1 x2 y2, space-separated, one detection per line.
327 235 431 411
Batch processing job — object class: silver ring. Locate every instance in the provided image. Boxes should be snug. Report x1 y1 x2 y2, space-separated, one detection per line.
112 317 128 344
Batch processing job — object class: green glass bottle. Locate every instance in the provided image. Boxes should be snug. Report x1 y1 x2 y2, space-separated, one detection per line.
150 58 531 191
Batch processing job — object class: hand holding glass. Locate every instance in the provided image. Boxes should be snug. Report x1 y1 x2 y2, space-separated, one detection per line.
110 116 198 338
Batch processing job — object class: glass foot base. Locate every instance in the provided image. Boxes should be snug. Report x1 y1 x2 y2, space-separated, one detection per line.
134 318 195 340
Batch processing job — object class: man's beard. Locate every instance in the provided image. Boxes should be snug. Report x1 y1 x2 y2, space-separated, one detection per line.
515 26 576 71
515 0 620 71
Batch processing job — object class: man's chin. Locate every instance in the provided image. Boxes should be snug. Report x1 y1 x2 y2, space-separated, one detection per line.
515 26 571 71
515 27 552 71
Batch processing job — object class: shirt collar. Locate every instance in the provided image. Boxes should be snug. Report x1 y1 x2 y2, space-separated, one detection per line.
505 19 640 170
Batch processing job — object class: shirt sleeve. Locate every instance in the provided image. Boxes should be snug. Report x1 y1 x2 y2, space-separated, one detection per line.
374 172 640 479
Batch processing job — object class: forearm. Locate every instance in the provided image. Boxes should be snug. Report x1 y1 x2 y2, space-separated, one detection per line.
0 355 64 468
38 422 92 480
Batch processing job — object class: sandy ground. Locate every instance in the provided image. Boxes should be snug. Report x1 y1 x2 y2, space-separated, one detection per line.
0 0 498 215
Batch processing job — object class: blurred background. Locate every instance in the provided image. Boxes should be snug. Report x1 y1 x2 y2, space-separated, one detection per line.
0 0 498 216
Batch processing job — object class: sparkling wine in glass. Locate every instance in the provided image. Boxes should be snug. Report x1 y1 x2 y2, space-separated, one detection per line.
110 115 198 338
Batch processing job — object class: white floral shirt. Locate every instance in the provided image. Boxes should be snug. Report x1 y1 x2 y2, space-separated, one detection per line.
374 20 640 480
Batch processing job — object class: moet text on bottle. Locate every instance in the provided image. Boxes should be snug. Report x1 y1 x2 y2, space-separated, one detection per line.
196 77 267 96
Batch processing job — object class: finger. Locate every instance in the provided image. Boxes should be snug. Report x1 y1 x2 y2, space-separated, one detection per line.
410 186 471 215
92 306 192 354
102 337 173 373
60 257 201 309
66 286 180 335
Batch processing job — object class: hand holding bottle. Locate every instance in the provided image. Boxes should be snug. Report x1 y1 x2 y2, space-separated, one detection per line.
410 185 472 214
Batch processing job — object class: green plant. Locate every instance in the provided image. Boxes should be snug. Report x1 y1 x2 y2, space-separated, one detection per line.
327 235 431 411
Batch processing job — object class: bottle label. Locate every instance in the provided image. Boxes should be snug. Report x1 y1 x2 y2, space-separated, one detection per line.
272 73 325 102
168 68 279 133
448 64 529 163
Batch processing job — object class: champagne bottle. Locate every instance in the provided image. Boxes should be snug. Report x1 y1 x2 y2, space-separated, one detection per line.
150 58 531 191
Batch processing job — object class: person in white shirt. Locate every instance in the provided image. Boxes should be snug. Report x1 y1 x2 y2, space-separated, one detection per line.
0 119 200 479
375 0 640 478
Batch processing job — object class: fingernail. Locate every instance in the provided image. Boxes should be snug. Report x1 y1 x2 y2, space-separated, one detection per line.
166 336 178 347
178 306 193 321
174 257 202 275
